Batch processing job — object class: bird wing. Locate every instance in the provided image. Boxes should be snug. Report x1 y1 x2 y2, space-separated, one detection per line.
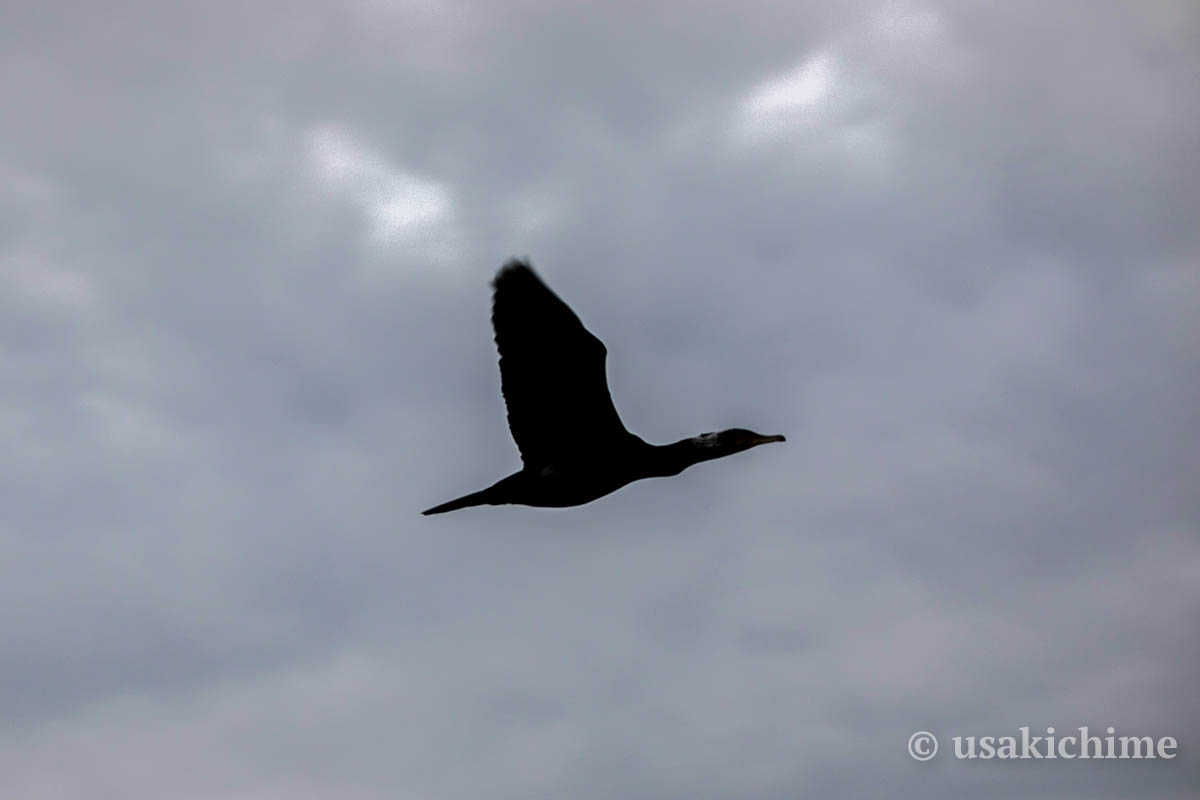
491 260 632 467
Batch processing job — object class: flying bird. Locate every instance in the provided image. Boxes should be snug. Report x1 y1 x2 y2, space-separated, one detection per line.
422 260 784 514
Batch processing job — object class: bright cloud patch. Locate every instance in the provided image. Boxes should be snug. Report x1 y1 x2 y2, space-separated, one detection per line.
306 125 453 244
733 52 836 145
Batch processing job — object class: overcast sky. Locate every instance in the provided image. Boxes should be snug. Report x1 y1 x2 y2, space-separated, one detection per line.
3 1 1198 797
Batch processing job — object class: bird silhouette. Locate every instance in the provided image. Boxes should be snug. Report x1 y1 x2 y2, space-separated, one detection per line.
423 260 784 514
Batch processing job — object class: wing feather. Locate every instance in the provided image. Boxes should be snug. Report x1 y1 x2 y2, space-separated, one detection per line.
491 260 631 466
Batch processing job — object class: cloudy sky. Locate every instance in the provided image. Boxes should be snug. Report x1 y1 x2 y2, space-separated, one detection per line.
3 0 1198 797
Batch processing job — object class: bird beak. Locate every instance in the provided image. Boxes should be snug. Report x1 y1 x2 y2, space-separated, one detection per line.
752 434 786 445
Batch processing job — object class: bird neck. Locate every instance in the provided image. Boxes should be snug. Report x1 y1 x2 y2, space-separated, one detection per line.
644 437 725 478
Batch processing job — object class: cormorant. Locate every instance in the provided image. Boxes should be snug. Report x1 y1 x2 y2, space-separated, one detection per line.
422 260 784 514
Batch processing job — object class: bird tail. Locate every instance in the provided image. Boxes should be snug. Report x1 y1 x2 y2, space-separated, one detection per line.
421 487 494 515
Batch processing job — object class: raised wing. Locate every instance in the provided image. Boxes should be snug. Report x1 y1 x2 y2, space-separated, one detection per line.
491 260 632 466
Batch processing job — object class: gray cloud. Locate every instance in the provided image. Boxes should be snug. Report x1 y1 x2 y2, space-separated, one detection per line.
2 0 1198 797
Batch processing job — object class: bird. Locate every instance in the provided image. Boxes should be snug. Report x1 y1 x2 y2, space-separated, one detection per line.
422 260 784 515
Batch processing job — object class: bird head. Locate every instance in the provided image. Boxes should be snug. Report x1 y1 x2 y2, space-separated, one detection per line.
692 428 786 458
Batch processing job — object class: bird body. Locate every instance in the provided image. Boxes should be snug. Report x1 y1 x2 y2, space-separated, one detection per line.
422 260 783 515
